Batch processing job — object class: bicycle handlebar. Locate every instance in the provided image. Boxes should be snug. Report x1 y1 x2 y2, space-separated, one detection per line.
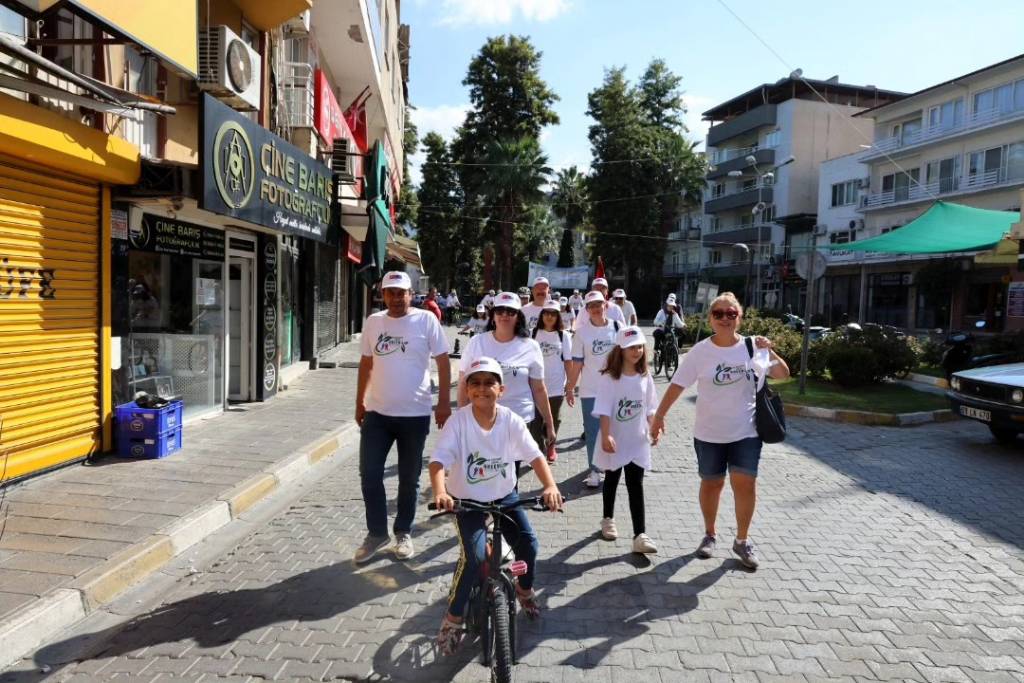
428 494 568 516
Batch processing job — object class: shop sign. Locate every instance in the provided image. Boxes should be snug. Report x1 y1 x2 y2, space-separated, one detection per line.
256 235 279 400
111 209 128 241
314 69 351 147
130 214 226 260
200 94 333 242
1008 281 1024 317
346 233 362 264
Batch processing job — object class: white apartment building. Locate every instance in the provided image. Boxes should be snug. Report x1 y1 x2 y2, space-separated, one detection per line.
702 76 903 311
662 205 703 311
846 53 1024 331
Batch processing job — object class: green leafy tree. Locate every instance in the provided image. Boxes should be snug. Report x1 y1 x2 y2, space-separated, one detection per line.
415 132 461 289
551 166 589 267
396 106 419 230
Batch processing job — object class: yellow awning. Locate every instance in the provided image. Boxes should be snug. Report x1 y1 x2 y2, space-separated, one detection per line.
974 237 1019 266
234 0 312 31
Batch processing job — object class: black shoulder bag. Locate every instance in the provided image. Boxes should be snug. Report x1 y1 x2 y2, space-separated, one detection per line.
744 337 786 443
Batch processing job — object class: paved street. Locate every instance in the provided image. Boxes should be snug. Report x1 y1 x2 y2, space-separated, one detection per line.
2 364 1024 682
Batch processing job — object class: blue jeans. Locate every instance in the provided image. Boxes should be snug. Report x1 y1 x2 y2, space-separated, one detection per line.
693 436 763 480
359 411 430 537
582 397 601 473
448 491 539 618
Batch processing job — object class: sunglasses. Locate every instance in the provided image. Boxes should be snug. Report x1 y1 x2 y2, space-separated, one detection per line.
493 308 518 317
711 308 739 320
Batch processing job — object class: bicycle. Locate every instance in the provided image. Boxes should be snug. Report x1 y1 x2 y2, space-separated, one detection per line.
428 495 563 683
653 325 680 378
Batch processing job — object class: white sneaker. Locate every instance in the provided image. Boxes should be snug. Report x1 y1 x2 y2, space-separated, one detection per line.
585 470 602 488
632 533 658 554
394 533 415 560
601 517 618 540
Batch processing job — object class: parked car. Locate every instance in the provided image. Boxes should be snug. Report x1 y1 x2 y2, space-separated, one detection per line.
947 363 1024 444
411 293 427 308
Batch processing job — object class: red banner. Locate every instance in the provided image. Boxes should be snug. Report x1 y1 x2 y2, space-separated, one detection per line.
346 233 362 264
315 69 354 149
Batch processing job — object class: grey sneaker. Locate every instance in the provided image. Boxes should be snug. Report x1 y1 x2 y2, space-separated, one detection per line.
394 533 415 561
696 534 716 559
732 539 760 569
353 534 390 565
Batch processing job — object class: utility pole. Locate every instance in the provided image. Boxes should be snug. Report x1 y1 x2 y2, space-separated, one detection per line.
798 227 823 395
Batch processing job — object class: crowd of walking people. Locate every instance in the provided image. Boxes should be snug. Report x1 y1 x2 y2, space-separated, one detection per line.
353 271 790 655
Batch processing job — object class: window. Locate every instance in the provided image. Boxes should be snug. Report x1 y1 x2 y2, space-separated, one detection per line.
710 216 721 232
830 231 851 245
742 178 756 191
709 250 722 265
762 204 776 222
881 168 920 201
831 180 859 207
974 82 1015 116
712 183 725 198
1008 142 1024 181
891 117 922 145
927 97 964 131
763 129 781 149
0 6 25 40
739 213 752 227
925 156 960 193
969 146 1004 183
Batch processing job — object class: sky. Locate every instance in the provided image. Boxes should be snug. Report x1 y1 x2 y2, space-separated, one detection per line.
402 0 1024 186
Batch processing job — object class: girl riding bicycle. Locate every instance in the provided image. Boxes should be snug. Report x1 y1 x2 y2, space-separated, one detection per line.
430 356 563 656
460 304 488 337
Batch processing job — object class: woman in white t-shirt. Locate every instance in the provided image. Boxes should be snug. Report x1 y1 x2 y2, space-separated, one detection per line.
565 290 621 489
593 326 659 554
459 292 556 462
559 297 576 330
651 292 790 570
531 301 572 463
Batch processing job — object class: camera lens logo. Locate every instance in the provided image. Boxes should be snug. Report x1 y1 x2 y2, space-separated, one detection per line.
213 121 255 209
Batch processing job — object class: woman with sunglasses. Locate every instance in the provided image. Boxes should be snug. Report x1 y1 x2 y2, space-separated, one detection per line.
650 292 790 569
459 292 557 464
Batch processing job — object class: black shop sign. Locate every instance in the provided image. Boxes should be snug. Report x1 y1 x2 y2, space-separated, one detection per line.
128 214 225 260
200 94 333 242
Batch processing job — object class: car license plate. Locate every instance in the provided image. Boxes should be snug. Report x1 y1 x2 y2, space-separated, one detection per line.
960 406 991 422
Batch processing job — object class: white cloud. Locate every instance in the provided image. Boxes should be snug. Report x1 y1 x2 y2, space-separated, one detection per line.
408 103 470 186
437 0 571 26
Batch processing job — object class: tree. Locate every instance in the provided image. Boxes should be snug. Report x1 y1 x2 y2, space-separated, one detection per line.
396 106 419 230
557 227 575 267
551 166 589 267
415 132 461 289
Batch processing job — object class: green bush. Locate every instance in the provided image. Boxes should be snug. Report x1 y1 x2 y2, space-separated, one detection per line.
813 324 922 387
827 346 882 387
917 336 945 367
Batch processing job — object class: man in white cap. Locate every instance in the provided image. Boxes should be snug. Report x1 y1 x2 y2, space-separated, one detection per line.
576 277 625 331
354 271 452 564
568 289 584 315
612 288 638 326
653 295 685 351
522 276 551 330
481 289 496 310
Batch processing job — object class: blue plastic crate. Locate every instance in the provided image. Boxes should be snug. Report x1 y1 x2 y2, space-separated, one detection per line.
118 426 182 459
115 400 183 440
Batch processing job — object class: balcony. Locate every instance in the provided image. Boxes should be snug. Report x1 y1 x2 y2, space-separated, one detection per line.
282 62 314 129
663 261 702 277
705 223 773 246
707 104 777 147
707 147 775 180
705 185 773 214
860 169 1024 210
860 105 1024 162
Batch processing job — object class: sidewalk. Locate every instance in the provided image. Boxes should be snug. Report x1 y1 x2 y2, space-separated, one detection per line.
0 326 461 669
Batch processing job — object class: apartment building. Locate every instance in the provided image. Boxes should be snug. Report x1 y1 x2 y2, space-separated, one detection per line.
702 76 903 311
844 54 1024 331
0 1 410 481
661 205 703 311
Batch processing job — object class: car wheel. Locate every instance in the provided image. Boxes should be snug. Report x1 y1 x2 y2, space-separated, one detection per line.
988 425 1019 445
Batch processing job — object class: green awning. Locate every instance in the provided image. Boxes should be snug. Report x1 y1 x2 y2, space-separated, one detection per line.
829 201 1020 253
358 199 390 285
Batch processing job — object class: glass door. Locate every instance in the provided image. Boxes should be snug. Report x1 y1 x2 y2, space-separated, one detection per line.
228 254 254 400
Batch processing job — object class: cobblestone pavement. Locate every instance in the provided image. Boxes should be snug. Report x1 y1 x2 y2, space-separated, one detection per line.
3 370 1024 682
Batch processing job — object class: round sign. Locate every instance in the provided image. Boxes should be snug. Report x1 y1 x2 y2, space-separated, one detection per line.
263 305 276 332
263 362 277 391
264 331 276 361
264 242 277 266
212 121 255 209
264 272 277 299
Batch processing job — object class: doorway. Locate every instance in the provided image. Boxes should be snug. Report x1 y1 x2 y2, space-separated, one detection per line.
228 234 257 401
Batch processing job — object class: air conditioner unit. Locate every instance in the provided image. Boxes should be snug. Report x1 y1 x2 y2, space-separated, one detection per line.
857 219 865 230
285 10 311 34
331 137 357 185
198 26 262 111
858 177 870 189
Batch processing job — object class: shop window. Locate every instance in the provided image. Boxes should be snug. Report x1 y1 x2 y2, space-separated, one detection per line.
280 237 304 366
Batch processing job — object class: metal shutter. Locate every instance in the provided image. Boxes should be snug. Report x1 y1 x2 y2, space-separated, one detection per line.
316 244 339 352
0 153 101 481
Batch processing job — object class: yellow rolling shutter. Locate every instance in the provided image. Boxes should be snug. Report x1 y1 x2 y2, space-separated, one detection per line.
0 153 101 481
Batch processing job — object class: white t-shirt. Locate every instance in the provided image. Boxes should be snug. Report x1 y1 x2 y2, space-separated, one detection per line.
570 319 620 398
617 300 637 324
560 309 576 330
361 308 449 417
462 332 544 421
568 294 583 311
467 318 488 335
431 405 542 502
533 329 572 397
654 309 685 329
521 302 546 330
575 302 625 330
447 295 461 308
670 336 770 443
482 294 494 308
592 372 658 471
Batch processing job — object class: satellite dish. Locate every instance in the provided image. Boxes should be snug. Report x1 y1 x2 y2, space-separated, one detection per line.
795 251 827 281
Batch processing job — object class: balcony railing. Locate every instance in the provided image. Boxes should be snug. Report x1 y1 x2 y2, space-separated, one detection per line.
861 105 1024 161
860 168 1021 209
710 145 758 165
282 61 314 129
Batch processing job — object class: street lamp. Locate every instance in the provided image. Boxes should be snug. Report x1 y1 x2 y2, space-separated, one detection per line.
744 154 796 309
733 242 752 307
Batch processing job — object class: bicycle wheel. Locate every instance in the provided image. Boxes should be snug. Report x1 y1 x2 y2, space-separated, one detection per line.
653 346 664 376
489 591 513 683
664 344 679 378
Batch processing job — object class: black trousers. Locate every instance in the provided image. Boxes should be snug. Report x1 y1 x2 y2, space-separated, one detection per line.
602 461 646 536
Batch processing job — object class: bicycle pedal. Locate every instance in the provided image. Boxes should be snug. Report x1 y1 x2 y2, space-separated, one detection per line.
508 560 529 576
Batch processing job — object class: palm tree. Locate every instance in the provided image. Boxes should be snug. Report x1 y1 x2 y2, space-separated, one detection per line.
483 136 551 289
550 166 589 267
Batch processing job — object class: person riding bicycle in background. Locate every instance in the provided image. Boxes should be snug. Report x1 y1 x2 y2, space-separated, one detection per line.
482 289 496 310
445 289 462 325
430 356 563 656
568 289 584 316
653 296 685 350
460 304 488 337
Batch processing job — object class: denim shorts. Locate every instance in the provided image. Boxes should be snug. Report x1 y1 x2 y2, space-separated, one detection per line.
693 437 763 480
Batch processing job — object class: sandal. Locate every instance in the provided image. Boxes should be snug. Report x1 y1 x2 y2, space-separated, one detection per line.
436 616 464 656
516 587 541 620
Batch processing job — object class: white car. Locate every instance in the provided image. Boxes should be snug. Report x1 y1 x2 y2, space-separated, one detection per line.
947 363 1024 444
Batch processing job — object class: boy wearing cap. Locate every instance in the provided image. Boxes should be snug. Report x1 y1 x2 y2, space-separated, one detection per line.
430 357 563 655
521 276 551 330
354 271 451 565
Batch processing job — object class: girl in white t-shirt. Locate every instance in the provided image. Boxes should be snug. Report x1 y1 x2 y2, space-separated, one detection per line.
593 326 659 554
430 357 563 656
460 304 488 337
651 292 790 570
531 301 572 463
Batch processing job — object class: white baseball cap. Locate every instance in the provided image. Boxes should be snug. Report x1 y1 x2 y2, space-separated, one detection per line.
381 271 412 290
666 294 677 302
559 296 568 305
476 304 486 313
584 291 606 305
616 326 647 349
532 276 550 287
592 277 609 288
493 291 522 310
612 288 626 299
542 300 561 312
465 356 503 383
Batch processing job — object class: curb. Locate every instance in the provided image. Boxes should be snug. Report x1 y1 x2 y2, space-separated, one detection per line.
0 421 360 670
905 372 949 389
784 403 955 426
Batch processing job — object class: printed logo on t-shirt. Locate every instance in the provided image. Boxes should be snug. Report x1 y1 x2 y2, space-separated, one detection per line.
539 341 560 357
466 451 508 484
615 398 644 422
591 338 615 355
713 363 754 386
527 315 539 328
500 362 525 377
374 332 408 355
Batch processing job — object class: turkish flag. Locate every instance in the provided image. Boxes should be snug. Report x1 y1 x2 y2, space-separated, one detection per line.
595 255 605 279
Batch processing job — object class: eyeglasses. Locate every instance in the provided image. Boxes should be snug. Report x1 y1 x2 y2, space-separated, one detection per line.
711 308 739 320
493 308 518 317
